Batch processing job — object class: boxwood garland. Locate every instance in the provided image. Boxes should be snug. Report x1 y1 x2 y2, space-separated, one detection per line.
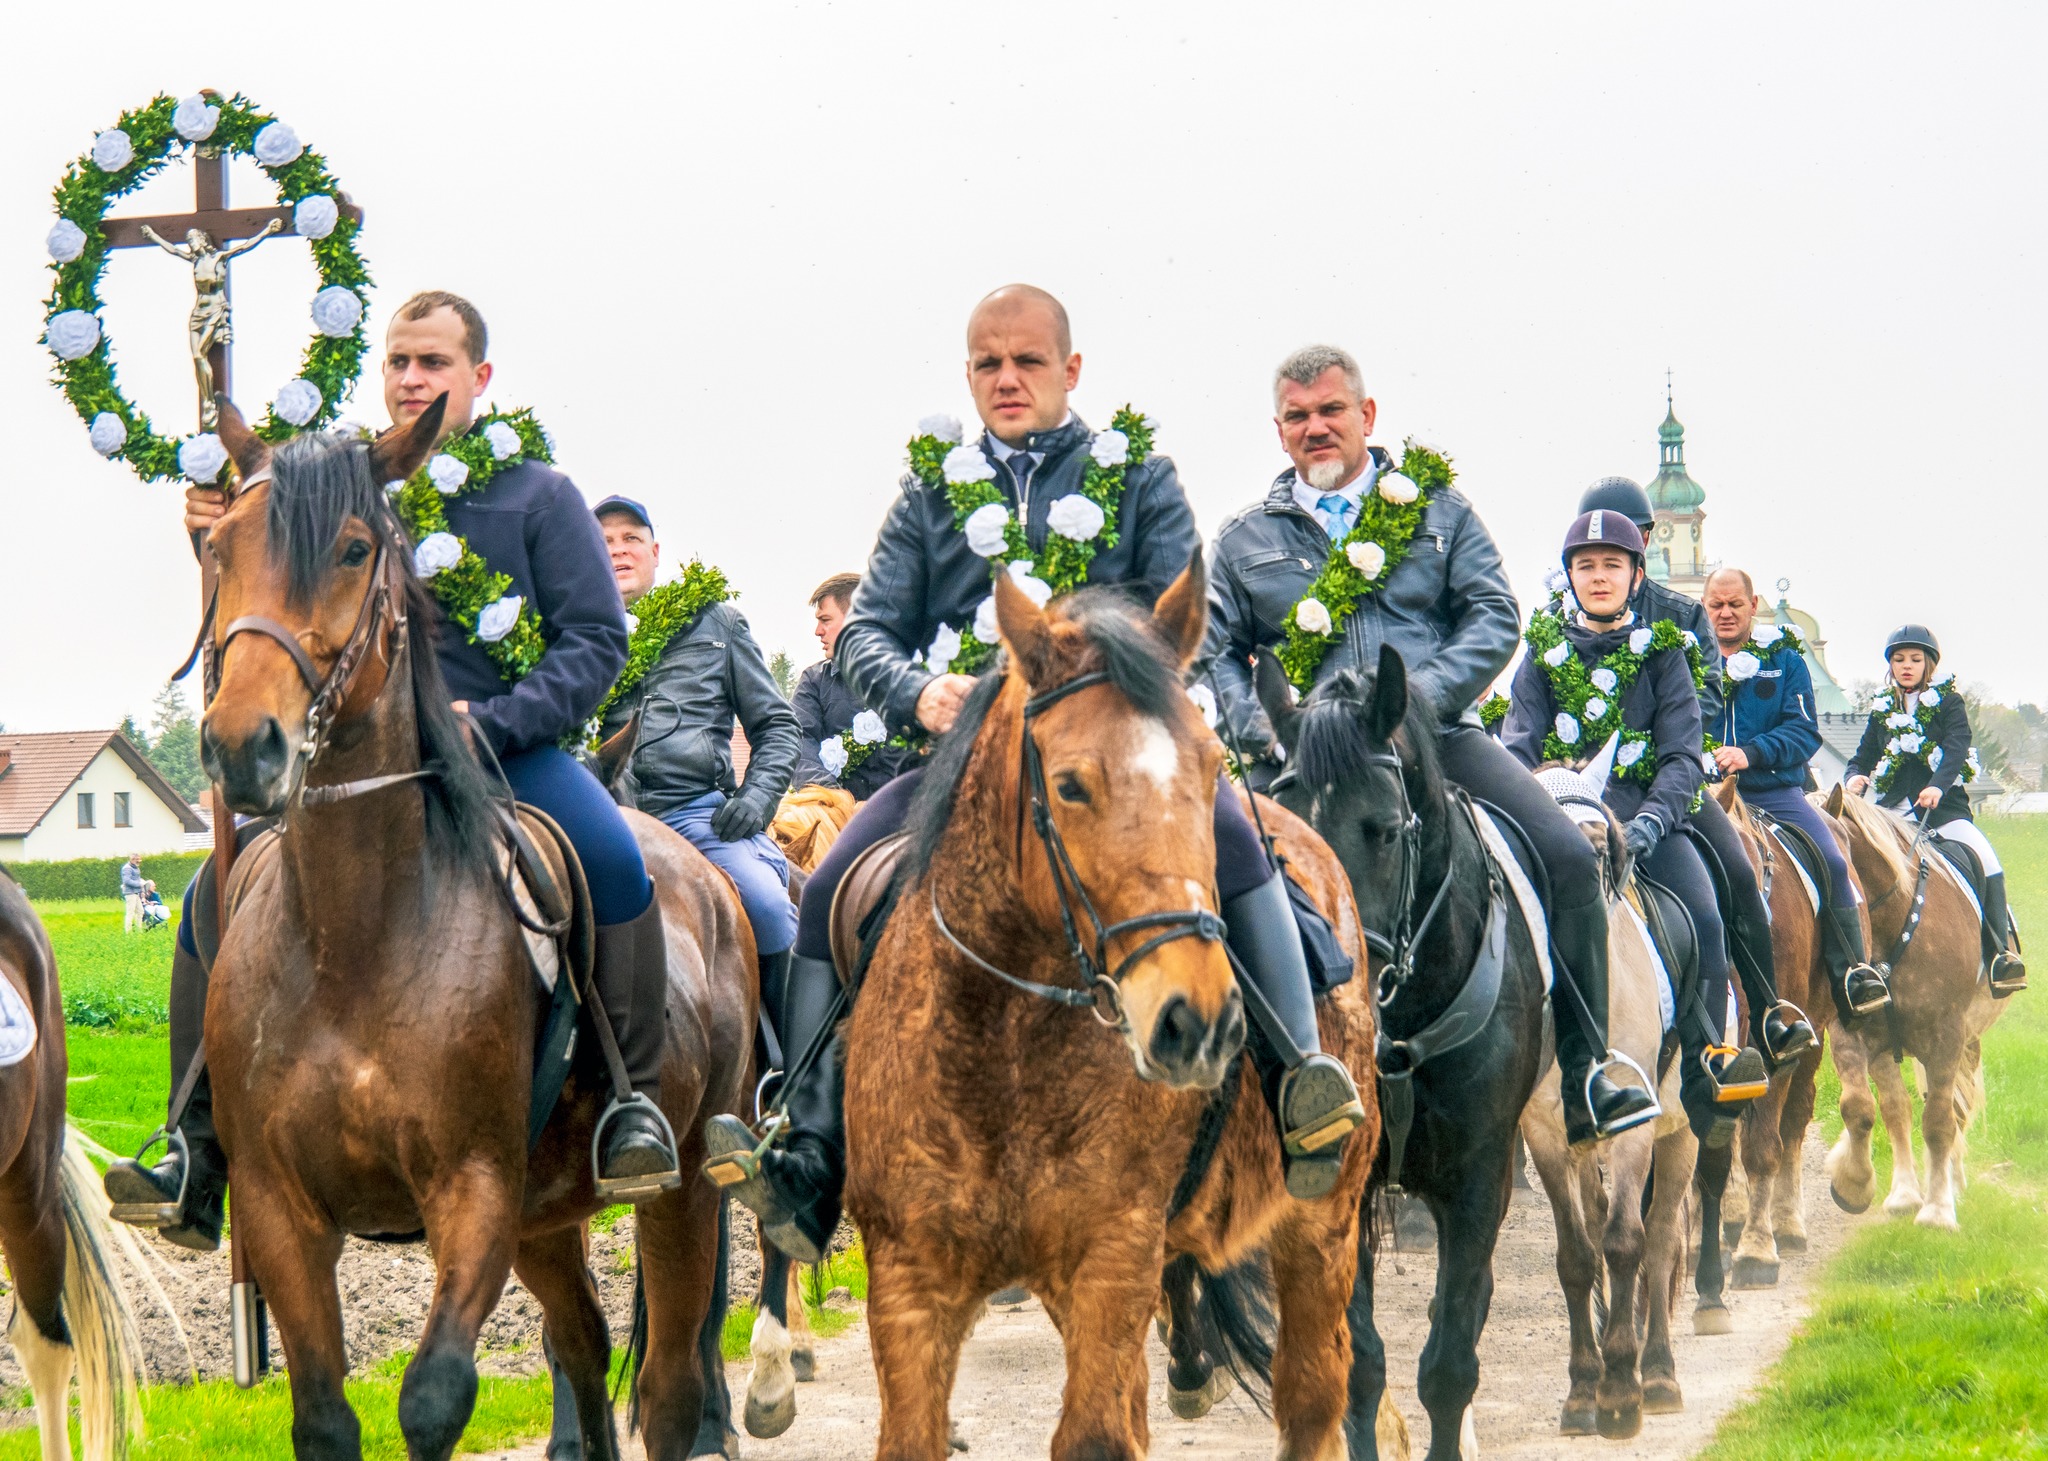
44 91 371 481
1523 607 1695 786
586 561 734 746
1869 674 1978 798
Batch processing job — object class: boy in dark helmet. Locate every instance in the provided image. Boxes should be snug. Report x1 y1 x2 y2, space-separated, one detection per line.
1846 626 2025 995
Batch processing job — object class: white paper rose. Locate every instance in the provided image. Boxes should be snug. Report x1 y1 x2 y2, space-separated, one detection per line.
1886 737 1903 754
484 421 523 460
1347 540 1387 579
1554 712 1582 746
1887 712 1916 730
1584 697 1609 721
972 595 1001 644
88 412 127 455
1928 746 1944 772
1294 597 1333 636
1544 565 1570 596
173 95 220 141
1007 560 1053 607
942 444 996 485
1089 429 1130 468
91 130 133 173
1187 683 1218 728
1590 667 1618 694
46 309 101 360
1047 494 1106 542
1682 629 1700 649
1616 738 1647 768
917 414 964 445
818 738 850 777
1898 733 1925 754
272 378 323 427
1934 671 1954 687
427 454 470 494
1726 651 1762 681
1966 748 1982 772
1377 472 1420 505
1628 627 1654 655
1921 688 1941 708
964 502 1011 556
1542 643 1570 668
851 710 887 746
412 532 462 579
46 219 86 264
253 121 303 168
311 286 364 338
476 595 523 643
623 613 638 634
1874 758 1892 782
293 194 339 239
1752 623 1782 646
926 623 963 669
179 434 228 483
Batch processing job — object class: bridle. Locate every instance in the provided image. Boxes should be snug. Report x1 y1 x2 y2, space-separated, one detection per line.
930 668 1228 1037
1324 745 1454 1005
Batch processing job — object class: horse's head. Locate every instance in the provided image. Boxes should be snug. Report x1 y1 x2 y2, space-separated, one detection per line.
201 395 444 814
990 554 1240 1089
1823 784 1907 911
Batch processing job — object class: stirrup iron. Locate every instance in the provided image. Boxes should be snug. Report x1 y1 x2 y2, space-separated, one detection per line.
1706 1044 1770 1103
1588 1049 1662 1135
701 1110 787 1191
107 1125 189 1228
591 1093 682 1203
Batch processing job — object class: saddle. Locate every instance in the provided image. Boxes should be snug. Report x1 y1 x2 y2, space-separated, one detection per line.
1746 810 1827 916
828 832 911 986
1927 836 1997 960
1628 873 1699 1039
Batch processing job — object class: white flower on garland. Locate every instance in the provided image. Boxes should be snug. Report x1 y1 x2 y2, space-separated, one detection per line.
851 710 888 746
45 310 101 361
1683 629 1700 649
427 453 470 494
1921 688 1942 708
412 532 462 579
1089 429 1130 468
1874 757 1892 783
1590 666 1618 694
972 594 1001 645
1928 746 1944 773
173 95 220 141
1966 748 1982 773
272 378 323 427
1347 540 1387 579
1584 697 1609 721
1007 560 1053 607
623 612 638 634
179 434 228 484
1753 623 1782 646
88 412 127 455
1726 651 1761 682
1887 712 1916 730
1047 494 1106 541
1187 682 1218 728
311 286 363 338
1377 471 1420 505
1898 732 1925 754
964 502 1011 556
1543 565 1569 597
927 622 963 668
818 738 850 777
484 421 523 460
1295 597 1333 636
942 443 996 485
1542 642 1569 668
1886 736 1903 755
253 121 303 168
46 219 86 264
293 195 338 239
476 594 523 643
1628 627 1653 654
1616 739 1647 768
917 414 964 445
91 130 133 173
1555 712 1582 746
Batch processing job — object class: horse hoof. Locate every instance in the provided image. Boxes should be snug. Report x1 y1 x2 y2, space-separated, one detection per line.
1776 1231 1808 1254
745 1312 798 1439
790 1345 816 1382
1167 1367 1232 1420
744 1390 796 1440
1693 1301 1734 1336
1596 1403 1643 1440
1643 1377 1684 1414
1915 1204 1960 1232
1559 1402 1598 1436
1883 1193 1923 1219
1829 1182 1872 1216
1731 1256 1780 1289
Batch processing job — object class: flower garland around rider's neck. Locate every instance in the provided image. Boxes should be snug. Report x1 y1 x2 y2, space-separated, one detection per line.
818 709 894 780
1721 620 1805 684
1275 439 1449 693
1524 606 1695 784
902 406 1155 679
1869 671 1978 798
584 560 734 746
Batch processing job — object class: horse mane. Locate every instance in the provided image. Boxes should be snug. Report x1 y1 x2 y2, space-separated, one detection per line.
902 586 1187 886
1832 791 1916 885
1292 666 1443 802
265 431 502 876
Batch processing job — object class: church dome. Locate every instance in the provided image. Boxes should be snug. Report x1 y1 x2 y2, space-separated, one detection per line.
1648 402 1706 511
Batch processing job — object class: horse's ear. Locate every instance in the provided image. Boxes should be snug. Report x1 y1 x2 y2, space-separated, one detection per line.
1370 642 1409 742
1824 782 1845 817
1714 777 1739 813
995 568 1058 687
594 709 640 792
367 393 448 486
214 396 269 482
1254 651 1301 755
1152 549 1208 670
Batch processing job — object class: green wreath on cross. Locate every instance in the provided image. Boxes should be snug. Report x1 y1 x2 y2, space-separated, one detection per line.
42 90 371 483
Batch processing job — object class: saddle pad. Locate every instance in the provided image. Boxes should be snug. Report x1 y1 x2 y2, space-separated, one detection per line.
1928 836 1986 926
829 832 910 987
1476 808 1553 992
1764 824 1823 916
1614 898 1677 1034
505 804 595 999
0 974 35 1068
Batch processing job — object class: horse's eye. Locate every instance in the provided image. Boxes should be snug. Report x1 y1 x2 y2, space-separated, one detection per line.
340 539 372 567
1375 823 1402 848
1056 774 1090 805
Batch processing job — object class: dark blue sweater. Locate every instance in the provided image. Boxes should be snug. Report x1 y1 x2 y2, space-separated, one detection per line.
433 456 629 755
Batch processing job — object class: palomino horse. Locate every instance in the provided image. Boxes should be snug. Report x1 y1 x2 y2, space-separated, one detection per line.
1256 647 1548 1461
0 873 145 1461
194 401 753 1461
1822 791 2003 1231
841 564 1378 1461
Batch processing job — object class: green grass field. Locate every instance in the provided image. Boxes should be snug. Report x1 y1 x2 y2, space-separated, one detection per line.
39 897 176 1030
1704 816 2048 1459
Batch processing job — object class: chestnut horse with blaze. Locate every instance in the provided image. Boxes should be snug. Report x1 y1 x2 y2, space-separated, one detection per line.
841 564 1378 1461
190 401 753 1461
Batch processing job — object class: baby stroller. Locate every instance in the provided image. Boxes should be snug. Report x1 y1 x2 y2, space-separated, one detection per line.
139 881 169 932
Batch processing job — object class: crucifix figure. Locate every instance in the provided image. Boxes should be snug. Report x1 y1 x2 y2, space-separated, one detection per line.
137 218 283 425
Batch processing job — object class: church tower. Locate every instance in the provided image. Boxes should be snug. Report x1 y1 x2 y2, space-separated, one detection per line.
1645 377 1709 598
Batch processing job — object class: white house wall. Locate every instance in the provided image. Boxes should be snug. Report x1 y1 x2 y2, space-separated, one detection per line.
18 748 193 860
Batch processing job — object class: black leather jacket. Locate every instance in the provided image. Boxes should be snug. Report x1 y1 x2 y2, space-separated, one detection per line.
599 602 800 820
1200 451 1521 755
836 414 1199 728
1634 576 1724 727
791 658 914 801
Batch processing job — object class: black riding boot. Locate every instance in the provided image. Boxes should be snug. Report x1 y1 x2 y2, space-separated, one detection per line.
1726 905 1815 1066
756 949 791 1075
1984 874 2027 994
1675 956 1767 1149
592 898 681 1200
1551 902 1660 1146
703 953 844 1264
1223 870 1365 1200
103 937 227 1251
1823 904 1891 1019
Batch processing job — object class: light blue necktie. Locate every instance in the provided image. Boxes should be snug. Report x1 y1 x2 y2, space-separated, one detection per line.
1316 493 1352 540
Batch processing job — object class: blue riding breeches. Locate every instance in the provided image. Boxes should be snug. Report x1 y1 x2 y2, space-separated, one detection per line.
1742 784 1855 907
660 791 798 955
500 745 652 926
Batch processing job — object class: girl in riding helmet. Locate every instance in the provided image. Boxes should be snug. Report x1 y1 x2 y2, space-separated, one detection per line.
1503 510 1769 1144
1845 626 2025 994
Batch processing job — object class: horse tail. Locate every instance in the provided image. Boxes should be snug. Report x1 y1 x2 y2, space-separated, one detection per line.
57 1123 145 1461
618 1256 649 1432
1190 1254 1277 1413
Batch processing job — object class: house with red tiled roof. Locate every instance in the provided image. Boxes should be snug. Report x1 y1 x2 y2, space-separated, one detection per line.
0 731 205 863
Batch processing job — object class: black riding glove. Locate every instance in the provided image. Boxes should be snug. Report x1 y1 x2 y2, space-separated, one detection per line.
711 785 776 843
1623 815 1661 864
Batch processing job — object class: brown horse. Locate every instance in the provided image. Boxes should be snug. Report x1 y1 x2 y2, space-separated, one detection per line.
1821 791 2004 1231
194 403 754 1460
0 873 145 1461
840 565 1377 1461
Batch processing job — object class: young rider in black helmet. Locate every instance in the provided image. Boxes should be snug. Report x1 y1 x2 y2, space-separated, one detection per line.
1505 510 1770 1145
1845 626 2025 995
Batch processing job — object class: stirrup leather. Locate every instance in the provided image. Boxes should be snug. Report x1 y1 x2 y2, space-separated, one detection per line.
107 1126 190 1228
1705 1044 1770 1103
591 1093 682 1203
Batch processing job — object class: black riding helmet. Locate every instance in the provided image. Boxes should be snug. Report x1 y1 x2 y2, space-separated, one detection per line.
1577 477 1655 533
1884 624 1941 664
1560 508 1646 572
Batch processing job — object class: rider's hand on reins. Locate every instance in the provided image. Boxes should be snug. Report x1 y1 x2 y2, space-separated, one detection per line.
1914 786 1941 810
1845 774 1870 795
1712 745 1750 774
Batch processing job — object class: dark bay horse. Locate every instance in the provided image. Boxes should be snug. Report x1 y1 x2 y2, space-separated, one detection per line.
842 564 1379 1461
0 873 144 1461
195 402 753 1460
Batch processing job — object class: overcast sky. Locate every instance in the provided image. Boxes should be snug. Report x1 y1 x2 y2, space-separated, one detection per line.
5 2 2044 735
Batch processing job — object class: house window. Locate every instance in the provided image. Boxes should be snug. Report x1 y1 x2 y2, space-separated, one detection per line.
77 792 94 828
114 792 131 828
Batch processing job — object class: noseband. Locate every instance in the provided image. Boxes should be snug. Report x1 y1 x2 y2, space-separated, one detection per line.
930 668 1228 1034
